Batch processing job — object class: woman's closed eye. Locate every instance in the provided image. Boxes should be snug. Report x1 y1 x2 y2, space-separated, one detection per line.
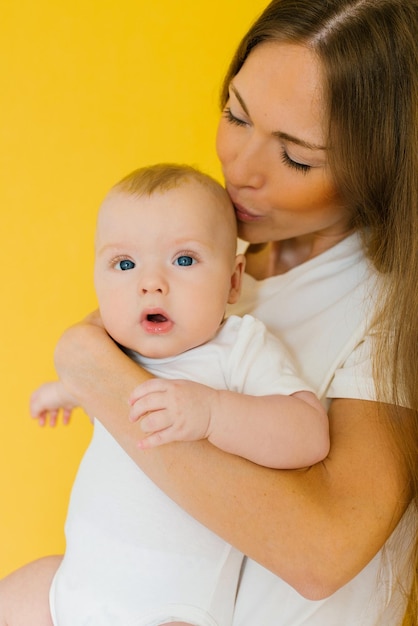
224 106 312 174
280 149 311 174
223 98 314 177
223 107 248 128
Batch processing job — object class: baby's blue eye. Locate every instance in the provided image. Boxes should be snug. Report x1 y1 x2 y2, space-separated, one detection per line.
175 255 195 267
116 259 135 271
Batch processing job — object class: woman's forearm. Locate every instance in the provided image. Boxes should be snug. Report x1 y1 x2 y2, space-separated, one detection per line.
54 321 410 599
54 322 153 446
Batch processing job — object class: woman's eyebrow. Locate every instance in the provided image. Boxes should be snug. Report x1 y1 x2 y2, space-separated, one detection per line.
273 131 327 152
229 83 327 152
230 84 250 116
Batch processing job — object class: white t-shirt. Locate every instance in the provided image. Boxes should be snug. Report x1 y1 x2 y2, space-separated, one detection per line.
49 314 310 626
228 233 413 626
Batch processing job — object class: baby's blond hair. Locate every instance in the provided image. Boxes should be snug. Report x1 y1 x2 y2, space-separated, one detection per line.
112 163 230 209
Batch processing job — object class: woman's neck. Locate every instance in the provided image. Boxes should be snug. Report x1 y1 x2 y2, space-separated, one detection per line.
245 231 354 279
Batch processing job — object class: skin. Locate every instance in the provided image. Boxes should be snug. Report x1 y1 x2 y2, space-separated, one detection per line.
216 42 352 273
3 184 247 626
94 184 243 358
0 42 411 621
0 556 59 626
52 43 410 598
31 184 328 465
0 554 186 626
52 331 409 599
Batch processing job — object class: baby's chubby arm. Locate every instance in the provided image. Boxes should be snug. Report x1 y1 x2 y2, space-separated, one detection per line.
30 381 79 427
129 379 329 469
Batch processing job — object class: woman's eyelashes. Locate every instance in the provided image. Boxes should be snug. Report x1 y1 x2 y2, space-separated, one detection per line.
223 107 248 127
223 107 312 174
280 149 311 174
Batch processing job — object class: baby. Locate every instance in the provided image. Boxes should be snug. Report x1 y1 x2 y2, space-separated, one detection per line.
31 163 329 626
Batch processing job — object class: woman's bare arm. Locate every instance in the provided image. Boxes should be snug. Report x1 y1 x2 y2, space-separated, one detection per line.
54 317 411 600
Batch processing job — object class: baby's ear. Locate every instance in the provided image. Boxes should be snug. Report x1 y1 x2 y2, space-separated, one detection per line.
227 254 246 304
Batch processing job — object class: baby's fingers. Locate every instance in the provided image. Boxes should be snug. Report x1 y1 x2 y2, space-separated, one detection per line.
129 378 168 405
139 411 173 434
35 411 48 427
32 407 72 427
33 409 59 427
137 427 176 450
129 393 168 423
48 409 60 427
62 408 72 425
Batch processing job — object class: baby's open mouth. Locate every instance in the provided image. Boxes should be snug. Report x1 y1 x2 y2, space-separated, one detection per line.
140 309 174 335
147 313 168 323
140 309 173 334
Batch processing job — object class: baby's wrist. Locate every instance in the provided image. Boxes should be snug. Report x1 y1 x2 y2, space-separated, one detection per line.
206 389 223 442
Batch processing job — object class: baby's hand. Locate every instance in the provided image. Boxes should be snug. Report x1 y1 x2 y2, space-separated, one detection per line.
128 378 218 449
30 381 78 427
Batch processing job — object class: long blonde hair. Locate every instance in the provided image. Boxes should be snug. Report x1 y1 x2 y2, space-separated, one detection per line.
221 1 418 623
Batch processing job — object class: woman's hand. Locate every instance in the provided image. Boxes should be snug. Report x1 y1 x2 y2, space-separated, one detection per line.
54 311 154 429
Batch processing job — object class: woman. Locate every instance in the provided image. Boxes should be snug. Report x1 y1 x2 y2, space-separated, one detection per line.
1 1 417 625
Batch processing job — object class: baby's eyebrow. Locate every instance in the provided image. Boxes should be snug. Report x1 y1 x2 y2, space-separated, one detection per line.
230 83 327 152
95 243 120 255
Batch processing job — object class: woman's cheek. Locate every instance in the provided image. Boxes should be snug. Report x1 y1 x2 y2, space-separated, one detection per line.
216 118 234 166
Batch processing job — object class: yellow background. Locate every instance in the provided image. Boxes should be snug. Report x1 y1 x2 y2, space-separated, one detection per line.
0 0 267 577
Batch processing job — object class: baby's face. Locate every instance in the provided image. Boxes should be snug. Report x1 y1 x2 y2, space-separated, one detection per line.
94 181 243 358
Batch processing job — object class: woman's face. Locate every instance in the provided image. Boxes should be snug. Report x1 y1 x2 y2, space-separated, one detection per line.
216 42 350 245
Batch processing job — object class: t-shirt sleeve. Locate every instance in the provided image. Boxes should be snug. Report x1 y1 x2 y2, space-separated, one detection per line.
327 333 377 401
226 315 314 396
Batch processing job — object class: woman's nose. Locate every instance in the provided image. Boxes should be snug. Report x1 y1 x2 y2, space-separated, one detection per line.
223 139 266 190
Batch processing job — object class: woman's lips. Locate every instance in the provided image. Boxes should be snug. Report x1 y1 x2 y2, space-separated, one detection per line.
233 202 263 223
140 309 174 334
